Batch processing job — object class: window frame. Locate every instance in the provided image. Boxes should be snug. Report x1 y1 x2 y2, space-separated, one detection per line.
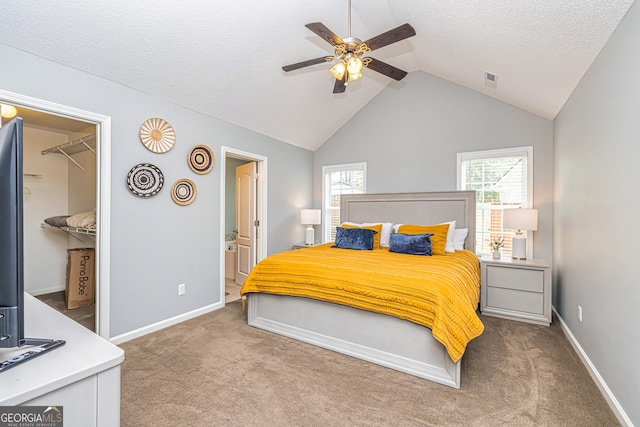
321 162 367 243
457 146 534 257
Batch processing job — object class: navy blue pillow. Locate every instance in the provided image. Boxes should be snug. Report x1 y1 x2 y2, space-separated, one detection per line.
389 233 434 256
332 227 376 250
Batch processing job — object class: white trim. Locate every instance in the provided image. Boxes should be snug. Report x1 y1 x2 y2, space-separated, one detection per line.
220 146 268 306
553 307 633 427
0 89 112 340
109 301 223 345
321 162 367 243
457 146 534 257
456 145 533 206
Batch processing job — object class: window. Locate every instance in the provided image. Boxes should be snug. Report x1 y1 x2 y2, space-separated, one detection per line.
322 163 366 242
457 147 533 256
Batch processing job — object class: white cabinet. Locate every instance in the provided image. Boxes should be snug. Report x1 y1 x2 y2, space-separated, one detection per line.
0 294 124 426
480 257 551 326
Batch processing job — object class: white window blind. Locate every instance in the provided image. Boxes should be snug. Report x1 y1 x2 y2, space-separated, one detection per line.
322 163 366 243
457 147 533 256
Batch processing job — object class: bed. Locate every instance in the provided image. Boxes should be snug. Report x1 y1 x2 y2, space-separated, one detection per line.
241 191 481 388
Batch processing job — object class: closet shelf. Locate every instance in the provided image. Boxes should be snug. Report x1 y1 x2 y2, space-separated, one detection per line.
41 223 96 241
41 133 96 171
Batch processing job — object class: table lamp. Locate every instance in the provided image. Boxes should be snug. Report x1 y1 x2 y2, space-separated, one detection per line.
503 208 538 260
300 209 321 245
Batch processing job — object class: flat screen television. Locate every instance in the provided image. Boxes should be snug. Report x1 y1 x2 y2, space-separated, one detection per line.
0 117 25 348
0 117 65 372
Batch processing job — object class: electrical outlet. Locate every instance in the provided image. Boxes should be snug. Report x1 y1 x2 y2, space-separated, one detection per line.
578 305 583 322
178 283 186 296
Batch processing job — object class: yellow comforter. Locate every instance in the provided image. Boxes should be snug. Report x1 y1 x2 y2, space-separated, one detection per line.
240 244 484 362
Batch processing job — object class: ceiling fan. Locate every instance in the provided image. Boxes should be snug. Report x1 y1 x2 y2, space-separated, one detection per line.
282 0 416 94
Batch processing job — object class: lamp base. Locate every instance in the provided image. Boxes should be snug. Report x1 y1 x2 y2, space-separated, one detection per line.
511 233 527 260
305 226 315 246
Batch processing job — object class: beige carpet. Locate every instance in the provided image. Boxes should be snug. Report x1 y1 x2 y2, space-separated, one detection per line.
119 301 618 426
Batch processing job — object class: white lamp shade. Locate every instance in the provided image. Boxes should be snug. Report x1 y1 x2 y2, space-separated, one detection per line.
503 208 538 231
300 209 321 225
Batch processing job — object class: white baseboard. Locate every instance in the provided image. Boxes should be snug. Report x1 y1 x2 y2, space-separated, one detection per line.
109 301 224 345
28 286 65 297
553 307 633 427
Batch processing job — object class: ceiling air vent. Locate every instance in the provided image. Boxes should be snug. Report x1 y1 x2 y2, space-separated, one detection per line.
485 71 498 88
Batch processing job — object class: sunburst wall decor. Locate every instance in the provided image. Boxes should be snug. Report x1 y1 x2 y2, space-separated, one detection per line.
140 118 176 153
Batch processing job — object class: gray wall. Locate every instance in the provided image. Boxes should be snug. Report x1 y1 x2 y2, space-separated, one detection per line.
21 126 69 295
0 43 313 337
314 71 554 262
554 1 640 424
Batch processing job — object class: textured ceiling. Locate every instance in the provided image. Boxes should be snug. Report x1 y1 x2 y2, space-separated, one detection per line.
0 1 634 151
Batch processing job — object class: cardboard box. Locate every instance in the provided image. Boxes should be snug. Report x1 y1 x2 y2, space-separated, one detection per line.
65 248 95 310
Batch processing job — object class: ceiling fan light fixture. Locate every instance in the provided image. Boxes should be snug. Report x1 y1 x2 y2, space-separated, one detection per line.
330 61 346 80
348 71 363 82
346 56 363 75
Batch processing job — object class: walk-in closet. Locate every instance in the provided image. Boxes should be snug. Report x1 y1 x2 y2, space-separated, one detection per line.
3 106 98 331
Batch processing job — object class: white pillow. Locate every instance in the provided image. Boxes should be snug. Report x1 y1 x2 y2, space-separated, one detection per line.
442 220 456 253
453 228 469 250
340 222 393 247
392 221 456 252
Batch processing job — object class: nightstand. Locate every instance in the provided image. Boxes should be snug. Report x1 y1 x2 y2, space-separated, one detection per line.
480 257 551 326
292 243 315 249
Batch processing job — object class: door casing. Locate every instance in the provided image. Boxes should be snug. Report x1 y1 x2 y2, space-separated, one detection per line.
0 89 112 340
220 147 267 305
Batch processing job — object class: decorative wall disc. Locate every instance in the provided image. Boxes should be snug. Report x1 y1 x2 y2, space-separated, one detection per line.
140 118 176 153
188 144 214 174
171 178 197 205
126 163 164 198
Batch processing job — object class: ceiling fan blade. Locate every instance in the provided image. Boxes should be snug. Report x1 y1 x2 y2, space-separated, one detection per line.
364 58 408 81
333 74 347 94
282 56 332 72
362 23 416 52
305 22 345 47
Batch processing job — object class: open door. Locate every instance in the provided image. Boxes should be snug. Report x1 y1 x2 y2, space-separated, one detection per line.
235 161 257 285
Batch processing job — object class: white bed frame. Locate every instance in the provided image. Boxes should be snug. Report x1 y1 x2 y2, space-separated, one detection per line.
247 191 477 388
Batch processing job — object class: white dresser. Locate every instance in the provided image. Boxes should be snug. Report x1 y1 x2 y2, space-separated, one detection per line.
0 293 124 426
480 257 551 326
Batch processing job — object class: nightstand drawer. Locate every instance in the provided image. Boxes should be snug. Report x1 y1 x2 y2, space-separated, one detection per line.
486 287 544 315
485 266 544 293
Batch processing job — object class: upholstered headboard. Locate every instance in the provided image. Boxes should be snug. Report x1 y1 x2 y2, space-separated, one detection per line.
340 191 476 250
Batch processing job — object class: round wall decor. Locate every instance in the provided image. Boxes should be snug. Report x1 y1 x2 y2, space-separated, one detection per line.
140 118 176 153
171 178 197 205
126 163 164 198
188 144 214 174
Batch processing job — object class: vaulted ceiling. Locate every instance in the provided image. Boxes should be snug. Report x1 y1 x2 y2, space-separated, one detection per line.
1 1 634 150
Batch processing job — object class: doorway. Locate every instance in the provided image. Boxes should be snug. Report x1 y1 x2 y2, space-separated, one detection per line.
221 147 267 305
0 89 111 340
